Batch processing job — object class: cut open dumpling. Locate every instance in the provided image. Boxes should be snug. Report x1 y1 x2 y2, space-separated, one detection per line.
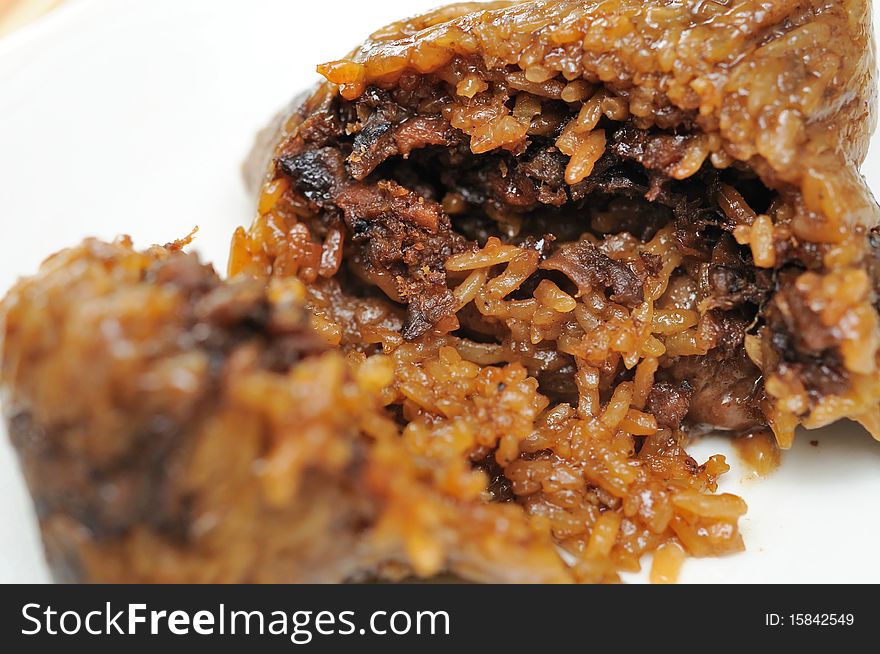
3 0 879 583
235 0 880 447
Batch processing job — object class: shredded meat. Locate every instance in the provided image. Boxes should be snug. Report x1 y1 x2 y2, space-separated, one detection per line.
541 240 644 307
348 102 459 180
279 149 466 339
610 125 699 177
645 382 693 431
662 350 763 432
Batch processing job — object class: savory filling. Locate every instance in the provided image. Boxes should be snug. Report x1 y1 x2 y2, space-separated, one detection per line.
235 69 805 435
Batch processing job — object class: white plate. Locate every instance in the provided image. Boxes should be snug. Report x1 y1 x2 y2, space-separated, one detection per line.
1 0 879 584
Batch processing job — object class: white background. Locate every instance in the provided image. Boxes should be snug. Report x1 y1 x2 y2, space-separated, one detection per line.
0 0 879 583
